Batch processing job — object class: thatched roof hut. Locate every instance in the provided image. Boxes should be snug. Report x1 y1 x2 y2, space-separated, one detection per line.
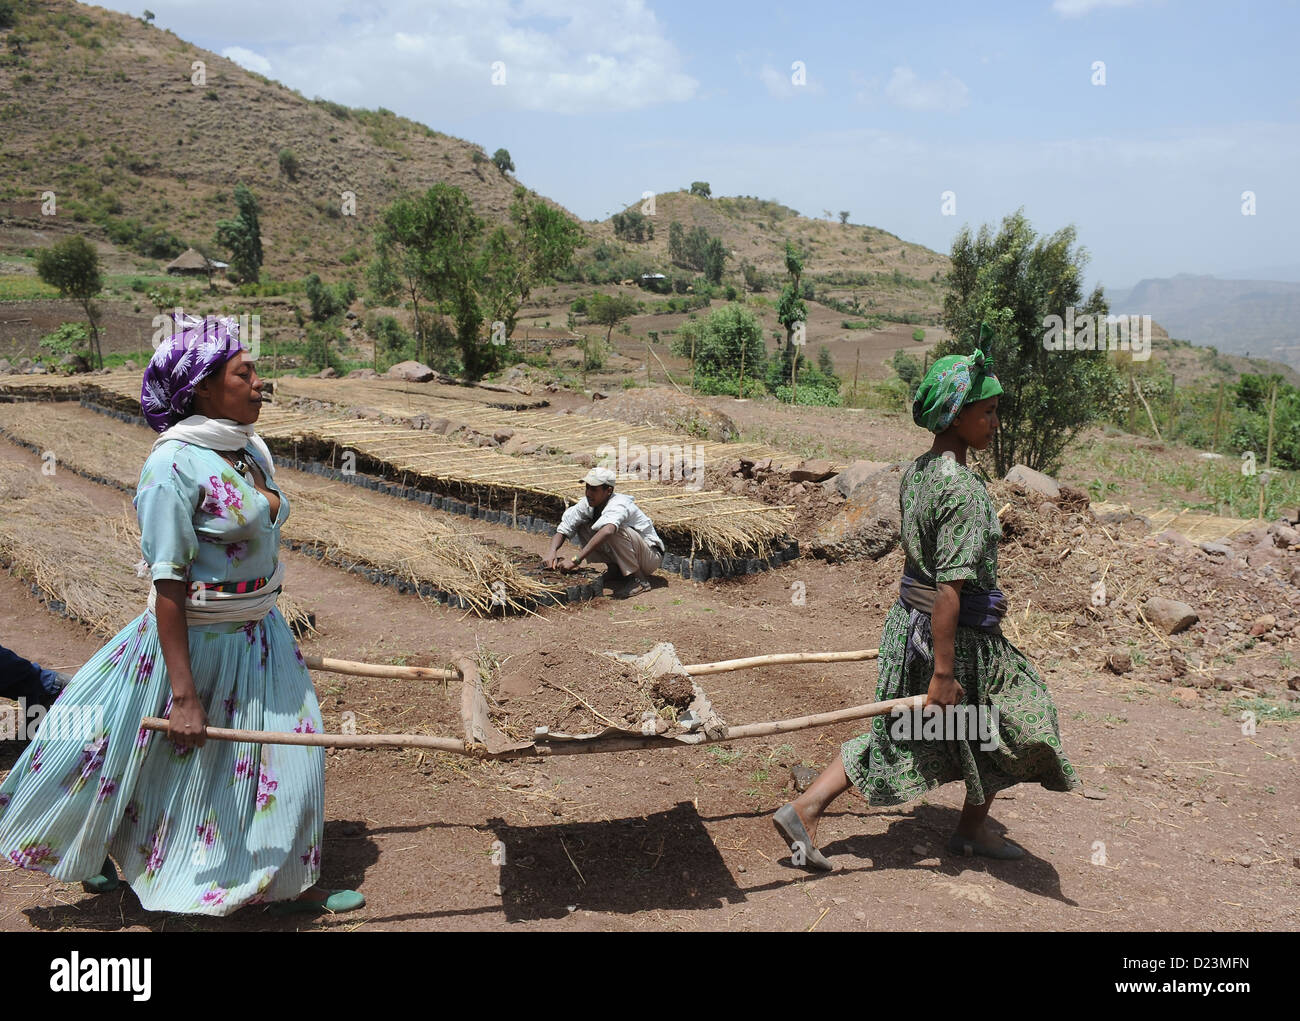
163 248 224 275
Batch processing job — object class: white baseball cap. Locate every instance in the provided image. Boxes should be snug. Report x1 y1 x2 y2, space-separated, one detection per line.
581 466 616 487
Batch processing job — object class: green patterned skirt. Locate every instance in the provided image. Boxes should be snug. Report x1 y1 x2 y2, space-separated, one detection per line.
841 600 1081 807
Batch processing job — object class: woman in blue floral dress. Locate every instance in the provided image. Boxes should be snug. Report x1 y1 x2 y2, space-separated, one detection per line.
0 316 363 916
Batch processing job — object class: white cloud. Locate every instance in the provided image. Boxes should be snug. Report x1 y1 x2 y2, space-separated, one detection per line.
1052 0 1144 17
100 0 696 115
885 67 970 113
220 46 272 76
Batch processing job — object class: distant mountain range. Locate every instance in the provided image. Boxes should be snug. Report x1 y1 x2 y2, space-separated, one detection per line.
1107 274 1300 371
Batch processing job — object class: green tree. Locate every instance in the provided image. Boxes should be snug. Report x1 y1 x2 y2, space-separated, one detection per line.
491 148 515 174
689 181 711 198
687 226 709 268
367 314 413 367
890 349 922 395
0 1 16 29
783 240 804 292
278 147 299 181
478 188 584 340
214 183 263 284
702 237 728 284
586 292 639 346
304 273 355 321
611 208 646 242
35 236 103 368
369 183 580 379
667 221 685 266
838 211 850 225
776 283 807 366
672 303 765 396
935 208 1114 476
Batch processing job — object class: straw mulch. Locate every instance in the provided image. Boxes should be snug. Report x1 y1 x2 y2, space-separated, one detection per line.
0 402 561 614
253 405 793 559
275 375 804 471
3 374 796 558
0 464 316 638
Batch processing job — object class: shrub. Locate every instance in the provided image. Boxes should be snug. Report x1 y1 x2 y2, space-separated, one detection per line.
304 322 344 372
773 384 843 406
367 314 413 365
38 322 90 361
304 273 356 321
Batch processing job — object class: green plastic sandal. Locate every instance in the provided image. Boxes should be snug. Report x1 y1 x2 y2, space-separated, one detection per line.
267 889 365 916
81 857 121 894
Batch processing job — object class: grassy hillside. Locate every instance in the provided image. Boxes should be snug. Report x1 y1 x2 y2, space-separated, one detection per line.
0 0 583 279
578 190 949 322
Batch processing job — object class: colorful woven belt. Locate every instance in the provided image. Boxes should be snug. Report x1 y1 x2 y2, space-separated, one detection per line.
190 575 271 596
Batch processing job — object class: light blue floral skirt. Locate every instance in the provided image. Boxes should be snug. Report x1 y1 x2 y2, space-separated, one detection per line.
0 606 324 916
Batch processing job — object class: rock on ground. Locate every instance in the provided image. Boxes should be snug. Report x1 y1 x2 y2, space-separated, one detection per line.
823 459 892 500
809 463 903 562
1143 597 1199 634
1005 464 1061 500
387 360 435 382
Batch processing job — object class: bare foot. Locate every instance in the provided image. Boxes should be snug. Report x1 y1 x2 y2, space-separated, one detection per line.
295 886 330 903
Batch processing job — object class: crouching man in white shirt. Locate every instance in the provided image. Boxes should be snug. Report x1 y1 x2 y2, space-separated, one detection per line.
543 467 665 599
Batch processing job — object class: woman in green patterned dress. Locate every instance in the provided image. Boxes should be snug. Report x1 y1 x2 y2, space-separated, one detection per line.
773 345 1080 869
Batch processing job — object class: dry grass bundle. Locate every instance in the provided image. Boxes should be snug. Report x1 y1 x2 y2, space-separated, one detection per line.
1 376 796 558
281 477 560 613
0 376 88 402
256 405 794 559
0 465 315 637
276 375 802 471
0 403 562 613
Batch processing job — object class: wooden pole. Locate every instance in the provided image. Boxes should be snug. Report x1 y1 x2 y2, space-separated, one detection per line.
303 654 458 682
683 648 879 675
1211 380 1224 452
139 718 466 753
1265 381 1278 470
1127 368 1136 433
302 648 888 683
852 348 860 404
137 693 925 758
738 340 745 400
689 330 697 393
1133 378 1162 442
1258 383 1278 522
646 343 686 396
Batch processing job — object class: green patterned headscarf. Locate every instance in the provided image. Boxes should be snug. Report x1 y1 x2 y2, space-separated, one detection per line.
912 328 1003 434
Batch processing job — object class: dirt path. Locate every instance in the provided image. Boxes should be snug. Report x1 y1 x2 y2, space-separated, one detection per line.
0 439 1296 931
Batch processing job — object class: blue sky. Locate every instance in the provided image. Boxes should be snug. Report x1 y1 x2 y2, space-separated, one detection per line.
98 0 1300 292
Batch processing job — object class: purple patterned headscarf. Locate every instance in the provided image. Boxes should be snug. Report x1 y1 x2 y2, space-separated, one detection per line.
141 315 245 433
